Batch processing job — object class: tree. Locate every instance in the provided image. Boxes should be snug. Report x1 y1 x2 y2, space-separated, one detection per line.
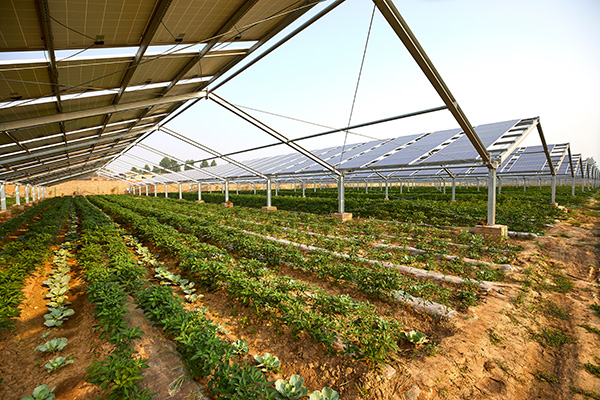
200 160 209 168
144 164 150 171
210 160 217 167
184 159 195 171
158 157 181 172
131 167 140 173
152 166 162 174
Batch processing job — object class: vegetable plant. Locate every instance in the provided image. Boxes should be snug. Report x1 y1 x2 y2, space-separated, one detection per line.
275 374 308 400
43 307 75 327
254 353 282 373
231 339 249 356
309 387 339 400
44 356 74 373
399 330 429 345
21 384 56 400
35 337 68 353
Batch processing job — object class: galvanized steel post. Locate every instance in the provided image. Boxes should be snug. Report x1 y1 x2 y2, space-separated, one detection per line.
338 175 345 214
487 168 497 226
266 179 272 208
15 185 20 205
224 181 229 203
0 183 6 211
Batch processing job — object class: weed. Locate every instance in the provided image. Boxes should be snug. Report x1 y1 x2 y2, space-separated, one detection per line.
533 370 559 383
570 387 600 400
591 304 600 319
355 383 370 397
551 273 574 293
580 324 600 338
536 328 576 347
488 328 503 345
582 357 600 378
541 300 570 320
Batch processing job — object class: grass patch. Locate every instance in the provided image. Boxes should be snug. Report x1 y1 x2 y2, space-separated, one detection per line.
541 300 570 320
551 272 574 293
536 328 576 347
571 387 600 400
583 360 600 378
488 328 503 345
580 324 600 338
533 370 559 383
591 304 600 319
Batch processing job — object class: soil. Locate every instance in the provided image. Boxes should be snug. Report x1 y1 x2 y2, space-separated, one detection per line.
1 198 599 399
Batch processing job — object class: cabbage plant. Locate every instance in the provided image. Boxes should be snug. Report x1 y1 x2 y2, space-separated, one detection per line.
35 338 68 353
254 352 281 373
399 330 429 345
275 374 308 400
21 384 56 400
309 387 339 400
44 356 74 373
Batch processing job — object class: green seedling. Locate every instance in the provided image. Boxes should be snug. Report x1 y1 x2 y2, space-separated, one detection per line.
35 338 68 353
21 384 56 400
44 356 74 373
275 374 308 400
254 352 281 373
309 387 339 400
43 307 74 327
399 330 429 345
231 339 249 356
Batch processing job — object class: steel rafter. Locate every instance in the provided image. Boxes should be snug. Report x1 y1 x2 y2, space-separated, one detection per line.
372 0 492 168
160 126 267 179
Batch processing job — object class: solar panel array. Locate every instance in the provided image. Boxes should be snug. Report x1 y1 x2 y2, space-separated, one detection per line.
135 117 545 184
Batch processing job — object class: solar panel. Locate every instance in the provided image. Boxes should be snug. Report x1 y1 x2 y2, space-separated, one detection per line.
369 128 462 168
423 120 519 164
339 133 424 169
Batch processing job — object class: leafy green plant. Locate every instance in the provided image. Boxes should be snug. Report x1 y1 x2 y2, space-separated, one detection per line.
21 384 56 400
231 339 249 356
309 387 339 400
275 374 308 400
44 356 74 373
43 307 74 327
399 330 429 345
254 353 281 373
35 338 68 353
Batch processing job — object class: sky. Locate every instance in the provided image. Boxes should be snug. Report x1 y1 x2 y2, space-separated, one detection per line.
132 0 600 172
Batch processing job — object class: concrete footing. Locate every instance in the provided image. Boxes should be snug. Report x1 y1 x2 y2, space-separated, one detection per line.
331 212 353 222
221 201 234 208
474 224 508 239
261 206 277 211
196 200 205 203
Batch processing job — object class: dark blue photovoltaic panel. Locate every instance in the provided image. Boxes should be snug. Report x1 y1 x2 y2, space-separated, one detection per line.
423 120 519 164
302 140 377 172
277 144 350 173
370 128 462 168
340 133 424 169
504 146 547 173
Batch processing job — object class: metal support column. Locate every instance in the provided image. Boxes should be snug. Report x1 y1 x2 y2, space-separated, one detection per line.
302 181 306 197
178 183 182 200
165 184 168 198
384 179 389 199
551 175 557 204
0 183 6 211
26 185 30 203
498 177 502 194
571 176 575 196
145 185 148 196
154 184 157 197
266 179 272 208
225 181 229 203
338 175 345 214
487 168 497 226
15 185 20 205
198 183 202 201
33 186 37 202
523 177 527 192
451 177 456 201
399 181 403 194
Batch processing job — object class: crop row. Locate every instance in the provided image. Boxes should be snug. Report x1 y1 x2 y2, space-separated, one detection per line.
127 195 511 279
0 197 71 332
171 183 588 233
90 194 415 365
78 196 342 398
0 198 55 241
99 195 474 310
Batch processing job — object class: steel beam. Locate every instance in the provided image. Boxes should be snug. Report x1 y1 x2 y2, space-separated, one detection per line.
137 143 225 181
123 153 201 185
0 91 207 132
160 126 267 179
210 93 341 176
372 0 492 167
536 122 556 176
